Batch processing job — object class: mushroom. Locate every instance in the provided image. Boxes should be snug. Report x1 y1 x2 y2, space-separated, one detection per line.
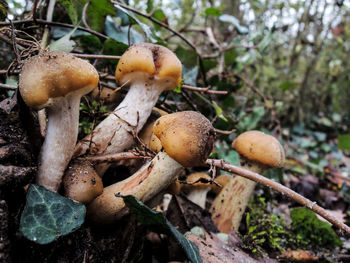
87 111 215 223
73 43 182 175
183 172 212 209
19 51 99 191
210 130 285 233
63 161 103 204
211 174 231 195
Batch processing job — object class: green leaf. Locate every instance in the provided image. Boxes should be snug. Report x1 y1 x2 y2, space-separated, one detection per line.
279 81 298 91
86 0 116 32
146 0 154 13
20 184 86 245
175 46 198 68
57 0 79 25
103 38 129 65
219 14 248 34
338 133 350 150
224 48 238 67
202 59 217 72
115 4 157 42
290 207 342 247
204 8 221 17
117 194 202 263
258 33 273 53
50 28 77 52
213 101 227 121
237 106 265 131
105 20 144 44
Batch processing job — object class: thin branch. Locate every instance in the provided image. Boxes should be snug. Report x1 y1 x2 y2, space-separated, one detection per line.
182 84 228 95
0 19 108 40
111 1 198 54
82 1 91 30
71 53 121 60
0 84 17 90
206 159 350 235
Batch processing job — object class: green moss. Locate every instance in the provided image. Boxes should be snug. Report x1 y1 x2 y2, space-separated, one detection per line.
290 207 343 247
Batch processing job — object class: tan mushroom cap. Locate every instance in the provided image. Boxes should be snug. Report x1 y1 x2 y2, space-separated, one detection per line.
185 172 212 188
19 51 99 110
63 162 103 204
232 130 285 168
153 111 215 167
115 43 182 90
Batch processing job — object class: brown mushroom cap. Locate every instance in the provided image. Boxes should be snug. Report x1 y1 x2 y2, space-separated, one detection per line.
185 172 212 188
165 179 182 195
153 111 215 167
19 51 99 110
63 162 103 204
115 43 182 90
232 130 285 168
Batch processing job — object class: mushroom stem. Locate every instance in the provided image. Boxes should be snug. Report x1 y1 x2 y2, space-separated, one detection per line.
88 151 183 223
37 92 82 191
186 188 211 209
73 78 163 175
210 156 265 233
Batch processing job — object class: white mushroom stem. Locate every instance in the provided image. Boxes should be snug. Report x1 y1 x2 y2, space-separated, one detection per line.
186 187 211 209
88 151 183 223
73 76 165 175
37 91 83 191
210 157 265 233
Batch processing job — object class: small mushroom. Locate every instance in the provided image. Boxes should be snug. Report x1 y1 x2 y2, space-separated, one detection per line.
19 51 99 191
210 130 285 233
183 172 212 209
87 111 215 223
73 43 182 175
63 161 103 204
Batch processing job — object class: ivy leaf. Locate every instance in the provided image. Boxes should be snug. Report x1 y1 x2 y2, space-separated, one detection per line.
115 4 157 42
182 66 198 87
86 0 116 32
103 38 129 65
57 0 79 25
50 28 77 52
117 194 202 263
20 185 86 245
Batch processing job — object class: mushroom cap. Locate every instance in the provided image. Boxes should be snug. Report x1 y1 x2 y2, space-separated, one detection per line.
115 43 182 90
185 172 212 188
166 179 182 195
232 130 285 168
153 111 215 167
211 174 231 194
63 162 103 204
19 51 99 110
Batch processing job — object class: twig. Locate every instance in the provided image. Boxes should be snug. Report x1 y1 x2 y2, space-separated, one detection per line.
82 1 91 29
0 19 108 40
214 128 235 135
0 70 20 75
0 84 17 90
79 152 151 164
182 84 228 95
41 0 56 48
206 159 350 235
71 53 121 60
9 21 21 64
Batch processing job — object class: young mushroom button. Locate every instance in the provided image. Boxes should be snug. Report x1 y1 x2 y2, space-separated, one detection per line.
87 111 215 223
73 43 182 175
19 51 99 192
210 130 285 233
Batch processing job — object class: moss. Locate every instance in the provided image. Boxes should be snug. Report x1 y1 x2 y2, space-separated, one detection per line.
290 207 343 247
